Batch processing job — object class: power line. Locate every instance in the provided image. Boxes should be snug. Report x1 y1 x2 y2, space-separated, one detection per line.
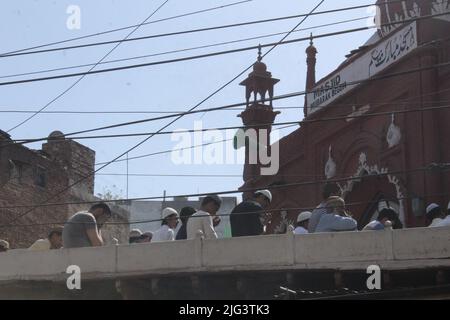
2 87 450 116
0 0 254 57
5 58 450 147
3 190 450 228
0 0 407 59
1 162 448 212
4 1 326 226
0 16 370 80
9 104 450 144
0 11 448 88
6 0 171 134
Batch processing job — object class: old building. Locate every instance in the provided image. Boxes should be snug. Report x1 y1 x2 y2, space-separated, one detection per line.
238 0 450 232
0 130 129 248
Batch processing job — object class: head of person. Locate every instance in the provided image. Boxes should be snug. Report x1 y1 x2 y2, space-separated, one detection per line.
296 211 312 229
0 239 9 253
161 207 179 229
48 226 63 249
141 231 153 242
377 208 397 224
253 190 272 209
326 196 347 216
89 202 112 228
426 203 443 224
179 206 196 225
322 183 341 201
129 228 143 244
200 194 222 215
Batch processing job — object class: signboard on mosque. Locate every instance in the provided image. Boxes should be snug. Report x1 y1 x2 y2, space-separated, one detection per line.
306 21 418 116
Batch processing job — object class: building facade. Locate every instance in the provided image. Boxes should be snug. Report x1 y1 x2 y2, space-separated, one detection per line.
239 0 450 232
0 130 129 248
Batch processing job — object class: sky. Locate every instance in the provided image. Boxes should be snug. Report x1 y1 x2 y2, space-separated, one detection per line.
0 0 375 203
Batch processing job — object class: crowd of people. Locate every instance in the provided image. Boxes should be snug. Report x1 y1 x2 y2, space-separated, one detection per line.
1 184 450 252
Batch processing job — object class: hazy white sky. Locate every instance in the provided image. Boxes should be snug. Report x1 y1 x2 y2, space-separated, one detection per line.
0 0 375 201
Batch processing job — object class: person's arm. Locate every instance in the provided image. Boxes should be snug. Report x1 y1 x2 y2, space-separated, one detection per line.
203 215 218 239
86 227 104 246
168 229 175 241
308 205 325 233
329 215 358 231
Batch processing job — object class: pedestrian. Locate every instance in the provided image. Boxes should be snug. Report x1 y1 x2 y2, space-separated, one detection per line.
294 211 311 235
62 202 112 248
434 201 450 227
152 207 179 242
230 190 272 237
0 239 9 253
363 207 398 231
315 196 357 233
187 194 222 239
29 226 64 250
426 203 445 227
129 229 143 244
176 206 196 240
142 231 153 242
447 201 450 217
308 183 341 233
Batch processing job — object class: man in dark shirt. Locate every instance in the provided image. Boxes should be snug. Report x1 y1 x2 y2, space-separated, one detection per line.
230 190 272 237
176 206 196 240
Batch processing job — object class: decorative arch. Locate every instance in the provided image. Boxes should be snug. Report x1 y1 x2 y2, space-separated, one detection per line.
339 152 406 224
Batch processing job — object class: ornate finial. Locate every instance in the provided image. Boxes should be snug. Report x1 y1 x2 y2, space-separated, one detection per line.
257 44 262 62
309 33 314 46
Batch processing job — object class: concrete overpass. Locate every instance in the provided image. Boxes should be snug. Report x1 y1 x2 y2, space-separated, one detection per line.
1 226 449 299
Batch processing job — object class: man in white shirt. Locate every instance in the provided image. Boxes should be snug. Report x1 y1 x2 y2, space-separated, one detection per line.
426 203 445 227
294 211 311 235
187 194 222 239
152 208 179 242
435 201 450 227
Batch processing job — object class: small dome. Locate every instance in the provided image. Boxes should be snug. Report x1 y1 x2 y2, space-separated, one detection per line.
253 60 267 73
48 130 65 141
306 44 317 55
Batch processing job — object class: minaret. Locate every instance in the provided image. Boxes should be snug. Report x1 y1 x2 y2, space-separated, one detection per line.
304 34 317 118
238 46 280 193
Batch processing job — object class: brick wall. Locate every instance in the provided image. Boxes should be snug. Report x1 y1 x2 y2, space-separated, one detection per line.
0 131 129 249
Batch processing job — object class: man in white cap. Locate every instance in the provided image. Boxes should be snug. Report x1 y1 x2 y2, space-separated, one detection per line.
129 229 143 244
294 211 311 235
187 195 222 239
230 190 272 237
434 202 450 227
447 201 450 217
426 203 444 227
0 239 9 253
152 207 179 242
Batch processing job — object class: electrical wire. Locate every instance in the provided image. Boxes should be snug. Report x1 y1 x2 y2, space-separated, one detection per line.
0 16 370 80
0 0 254 57
0 11 448 89
0 162 448 213
6 0 171 133
0 0 408 59
3 1 327 226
